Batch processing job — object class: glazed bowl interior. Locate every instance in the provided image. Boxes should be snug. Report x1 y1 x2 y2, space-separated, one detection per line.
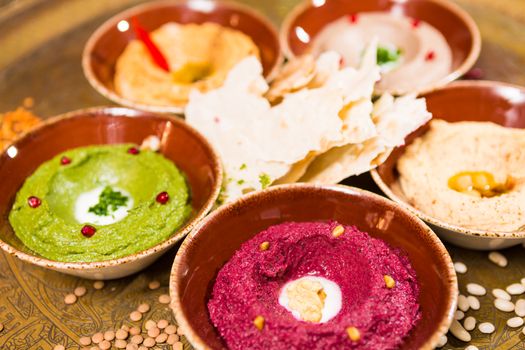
171 184 456 350
83 0 282 113
373 81 525 240
0 107 222 268
281 0 480 94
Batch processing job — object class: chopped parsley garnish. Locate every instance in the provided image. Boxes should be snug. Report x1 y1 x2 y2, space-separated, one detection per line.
377 46 402 66
88 186 128 216
259 173 271 189
240 163 247 170
237 179 245 185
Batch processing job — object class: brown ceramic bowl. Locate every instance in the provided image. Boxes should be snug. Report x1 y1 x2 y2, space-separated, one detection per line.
372 80 525 250
170 184 457 350
280 0 480 95
0 107 222 279
83 0 283 114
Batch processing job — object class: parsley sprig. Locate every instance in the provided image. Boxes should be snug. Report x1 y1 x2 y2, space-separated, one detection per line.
88 186 128 216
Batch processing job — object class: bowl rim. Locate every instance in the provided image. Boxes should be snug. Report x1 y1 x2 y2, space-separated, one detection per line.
371 79 525 240
82 0 284 114
0 106 223 270
279 0 481 96
169 183 458 350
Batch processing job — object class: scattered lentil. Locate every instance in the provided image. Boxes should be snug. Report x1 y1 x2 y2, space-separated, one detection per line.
130 311 142 321
145 320 157 330
346 326 361 342
458 294 470 312
332 225 345 237
137 303 150 313
173 342 183 350
131 334 144 344
64 294 77 305
74 286 87 297
467 295 480 310
99 340 111 350
91 332 104 344
507 283 525 295
177 326 185 336
488 251 508 267
453 262 467 274
507 317 524 328
495 299 515 312
259 241 270 251
121 325 130 332
79 336 92 346
115 339 127 348
436 334 447 348
129 326 141 336
167 334 179 344
492 288 511 301
116 328 129 340
159 294 171 304
449 319 471 342
143 337 156 347
139 347 148 350
516 299 525 316
53 346 65 350
156 333 168 343
454 310 464 320
93 281 105 290
148 280 161 290
165 325 177 334
465 346 479 350
463 316 476 331
147 327 160 338
466 283 486 296
126 344 138 350
104 330 115 341
157 319 169 329
478 322 495 334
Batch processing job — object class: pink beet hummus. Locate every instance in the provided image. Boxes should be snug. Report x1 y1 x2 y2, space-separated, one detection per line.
208 221 421 350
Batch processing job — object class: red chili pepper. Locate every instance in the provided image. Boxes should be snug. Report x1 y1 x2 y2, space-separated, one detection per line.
130 17 170 72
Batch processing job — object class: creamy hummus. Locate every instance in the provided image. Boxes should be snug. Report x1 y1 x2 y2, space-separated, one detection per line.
310 12 452 93
9 144 191 262
114 22 259 107
398 120 525 232
208 221 420 350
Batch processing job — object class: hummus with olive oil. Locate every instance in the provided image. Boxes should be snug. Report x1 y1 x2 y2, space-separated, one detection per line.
398 120 525 232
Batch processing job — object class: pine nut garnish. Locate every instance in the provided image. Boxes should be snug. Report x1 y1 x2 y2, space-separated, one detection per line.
332 225 344 237
384 275 395 289
346 326 361 342
259 241 270 251
254 315 265 330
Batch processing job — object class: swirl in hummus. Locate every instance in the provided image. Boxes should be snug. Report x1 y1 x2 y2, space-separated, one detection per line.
114 22 260 107
208 221 420 350
310 12 452 94
398 120 525 232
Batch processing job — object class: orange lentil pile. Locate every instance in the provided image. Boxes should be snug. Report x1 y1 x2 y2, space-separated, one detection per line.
0 98 41 150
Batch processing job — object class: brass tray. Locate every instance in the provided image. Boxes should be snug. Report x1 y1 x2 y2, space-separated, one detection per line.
0 0 524 349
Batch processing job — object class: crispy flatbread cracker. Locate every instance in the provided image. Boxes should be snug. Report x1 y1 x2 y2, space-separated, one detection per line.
300 93 431 184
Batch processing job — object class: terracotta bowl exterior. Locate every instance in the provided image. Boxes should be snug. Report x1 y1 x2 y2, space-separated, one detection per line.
372 80 525 250
280 0 480 95
170 184 457 350
0 107 222 279
83 0 283 114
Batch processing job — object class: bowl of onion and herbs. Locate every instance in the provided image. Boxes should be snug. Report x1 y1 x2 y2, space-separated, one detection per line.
0 107 222 279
